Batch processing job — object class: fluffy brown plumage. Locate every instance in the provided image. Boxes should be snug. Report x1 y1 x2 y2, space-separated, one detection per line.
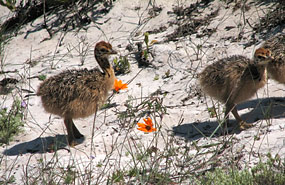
37 41 117 145
261 34 285 84
199 48 273 130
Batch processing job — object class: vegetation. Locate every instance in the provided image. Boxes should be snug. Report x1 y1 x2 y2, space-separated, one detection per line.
0 0 16 11
113 56 130 75
0 0 284 184
0 99 24 145
200 154 285 185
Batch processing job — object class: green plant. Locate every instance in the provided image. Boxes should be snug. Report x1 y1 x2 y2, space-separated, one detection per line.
109 170 125 183
251 153 285 185
127 165 174 184
63 166 76 184
0 0 16 11
153 74 159 81
207 107 217 118
199 154 285 185
0 175 15 184
200 167 252 185
143 32 150 61
113 56 130 75
143 49 149 60
144 32 149 50
0 98 24 145
162 69 172 79
38 74 47 81
100 102 116 110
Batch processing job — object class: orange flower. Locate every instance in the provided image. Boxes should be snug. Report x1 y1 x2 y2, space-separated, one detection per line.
137 117 157 133
114 78 128 92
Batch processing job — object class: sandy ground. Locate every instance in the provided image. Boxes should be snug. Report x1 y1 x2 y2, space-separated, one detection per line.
0 0 285 183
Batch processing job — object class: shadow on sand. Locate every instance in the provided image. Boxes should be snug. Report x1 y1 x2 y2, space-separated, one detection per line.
173 97 285 141
3 135 85 156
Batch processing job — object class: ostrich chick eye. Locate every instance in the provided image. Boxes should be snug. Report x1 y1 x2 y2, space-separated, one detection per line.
100 48 108 53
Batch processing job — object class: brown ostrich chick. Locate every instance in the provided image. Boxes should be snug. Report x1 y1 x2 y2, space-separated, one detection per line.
37 41 117 146
261 34 285 84
199 48 273 130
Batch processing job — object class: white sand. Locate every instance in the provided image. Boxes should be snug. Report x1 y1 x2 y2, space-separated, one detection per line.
0 0 285 183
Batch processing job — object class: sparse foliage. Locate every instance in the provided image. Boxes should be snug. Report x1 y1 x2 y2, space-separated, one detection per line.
113 56 130 75
0 98 24 145
0 0 16 11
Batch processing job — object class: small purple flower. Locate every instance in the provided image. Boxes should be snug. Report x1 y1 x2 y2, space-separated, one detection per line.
21 101 27 108
90 155 95 159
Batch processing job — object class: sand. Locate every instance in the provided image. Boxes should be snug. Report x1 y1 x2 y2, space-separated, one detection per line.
0 0 284 183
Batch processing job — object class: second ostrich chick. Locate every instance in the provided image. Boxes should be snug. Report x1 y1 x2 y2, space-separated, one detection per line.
37 41 117 146
261 34 285 84
199 48 273 130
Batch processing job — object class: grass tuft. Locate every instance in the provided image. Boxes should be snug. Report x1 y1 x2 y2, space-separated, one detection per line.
0 98 25 145
199 154 285 185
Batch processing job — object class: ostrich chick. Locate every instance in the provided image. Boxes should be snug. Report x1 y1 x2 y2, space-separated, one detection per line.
261 34 285 84
199 48 273 130
37 41 117 146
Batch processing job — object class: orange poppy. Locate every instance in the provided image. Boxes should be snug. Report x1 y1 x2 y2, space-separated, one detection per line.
114 78 128 92
137 117 157 133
